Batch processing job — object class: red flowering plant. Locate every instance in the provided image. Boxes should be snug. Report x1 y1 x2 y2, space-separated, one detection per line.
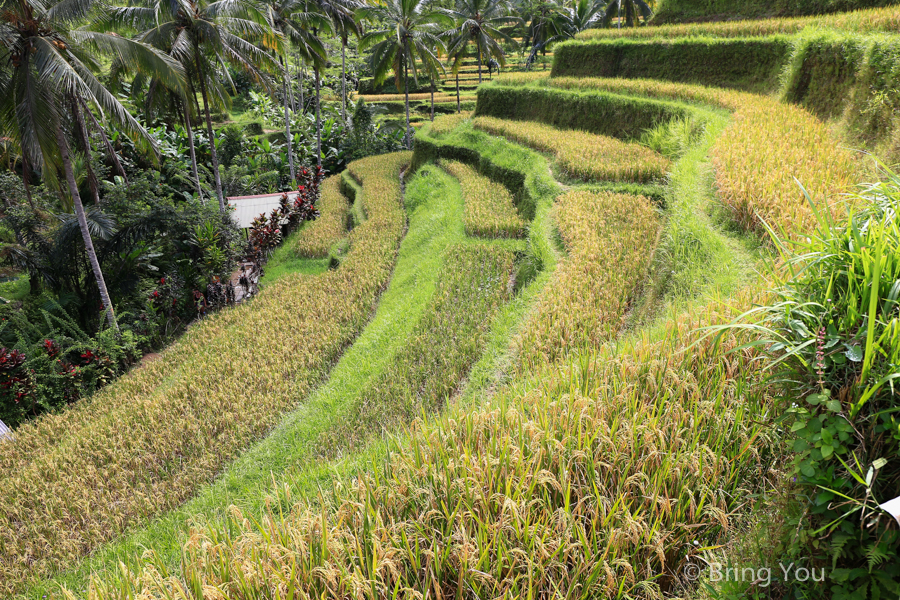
248 165 324 262
0 348 35 425
142 275 185 345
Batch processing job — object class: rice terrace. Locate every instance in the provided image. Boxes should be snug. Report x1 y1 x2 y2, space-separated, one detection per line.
1 0 900 596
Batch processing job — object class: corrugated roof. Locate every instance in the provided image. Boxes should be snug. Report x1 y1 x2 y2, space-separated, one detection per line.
227 191 299 229
0 419 12 441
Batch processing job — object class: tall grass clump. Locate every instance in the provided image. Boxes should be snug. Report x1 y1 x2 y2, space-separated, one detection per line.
0 152 411 595
708 173 900 596
321 242 516 452
79 290 775 600
496 76 860 236
473 116 670 183
428 111 473 136
441 160 525 238
294 175 350 258
516 190 660 366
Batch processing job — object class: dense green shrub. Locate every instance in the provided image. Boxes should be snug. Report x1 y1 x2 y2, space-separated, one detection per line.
718 175 900 597
781 31 868 120
552 36 794 92
475 82 693 140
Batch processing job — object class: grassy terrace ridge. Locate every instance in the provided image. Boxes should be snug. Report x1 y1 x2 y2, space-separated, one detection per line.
552 36 793 92
472 115 671 183
484 73 861 237
0 151 410 596
575 5 900 39
551 29 900 162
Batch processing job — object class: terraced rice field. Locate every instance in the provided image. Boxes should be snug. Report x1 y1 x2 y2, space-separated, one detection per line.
12 9 897 600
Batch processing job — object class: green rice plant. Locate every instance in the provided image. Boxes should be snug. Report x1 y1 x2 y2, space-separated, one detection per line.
574 6 900 40
441 160 525 238
640 116 707 159
294 175 350 258
78 288 776 600
320 242 516 452
490 75 860 237
473 116 670 183
0 152 412 596
515 190 660 366
427 111 473 136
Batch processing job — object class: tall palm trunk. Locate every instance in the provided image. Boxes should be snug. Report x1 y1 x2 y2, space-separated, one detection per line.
181 98 203 199
299 59 305 113
404 56 412 151
21 152 35 210
54 121 118 332
456 70 460 113
195 53 226 212
315 65 322 168
341 39 347 123
281 57 296 183
477 40 482 83
81 99 127 185
72 100 101 205
287 55 298 115
430 79 434 122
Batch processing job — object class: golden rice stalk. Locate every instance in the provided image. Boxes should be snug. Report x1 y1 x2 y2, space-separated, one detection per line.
81 288 776 600
494 76 859 237
295 175 350 258
441 160 525 238
515 190 660 366
473 116 670 183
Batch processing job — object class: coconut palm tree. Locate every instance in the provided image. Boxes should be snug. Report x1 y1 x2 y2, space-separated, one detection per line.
331 4 362 124
101 0 279 212
443 0 519 84
359 0 450 150
522 0 568 69
601 0 653 27
567 0 605 33
306 0 362 166
522 0 603 69
0 0 185 330
269 0 328 181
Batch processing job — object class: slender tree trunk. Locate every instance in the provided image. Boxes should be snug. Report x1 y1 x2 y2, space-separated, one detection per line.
456 71 460 113
21 152 35 210
287 55 298 115
81 99 127 184
282 57 296 183
315 65 322 168
71 100 101 205
196 53 226 212
341 40 347 123
430 80 434 122
54 121 118 332
477 41 483 83
300 59 305 113
181 98 203 200
404 57 412 151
